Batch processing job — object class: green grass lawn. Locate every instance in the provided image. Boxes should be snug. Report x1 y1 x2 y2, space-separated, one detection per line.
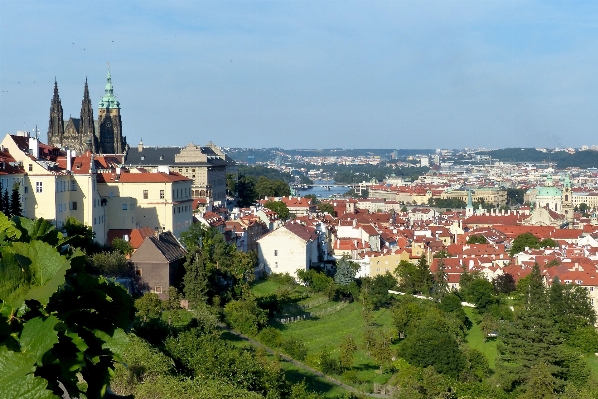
586 353 598 377
251 279 284 297
463 307 497 369
274 301 395 391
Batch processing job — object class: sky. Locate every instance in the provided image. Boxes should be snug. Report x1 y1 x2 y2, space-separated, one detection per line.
1 1 597 150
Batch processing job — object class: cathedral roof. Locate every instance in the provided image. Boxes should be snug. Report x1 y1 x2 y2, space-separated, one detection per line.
124 146 228 167
98 68 120 109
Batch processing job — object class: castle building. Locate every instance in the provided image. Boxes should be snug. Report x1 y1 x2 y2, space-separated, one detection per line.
47 69 127 155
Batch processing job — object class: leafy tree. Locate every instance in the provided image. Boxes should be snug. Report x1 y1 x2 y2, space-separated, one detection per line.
338 335 357 370
224 297 268 336
317 202 337 216
507 188 526 206
87 250 130 276
463 278 496 312
492 273 516 294
63 216 96 253
135 292 164 320
539 237 559 248
394 260 418 294
399 324 465 378
10 182 22 217
549 277 596 335
414 255 434 295
362 272 396 309
226 173 237 196
263 200 290 220
509 232 540 256
236 175 258 207
467 234 488 244
296 269 334 293
0 214 134 398
112 237 133 256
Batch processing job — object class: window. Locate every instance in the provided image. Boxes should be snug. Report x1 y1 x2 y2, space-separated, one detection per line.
24 186 28 194
28 164 32 171
122 204 128 210
143 190 148 199
274 262 278 269
155 286 162 294
71 181 76 191
36 181 42 193
71 201 77 210
160 190 164 199
274 250 278 256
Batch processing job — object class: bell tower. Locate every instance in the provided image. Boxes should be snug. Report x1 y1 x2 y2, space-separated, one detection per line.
98 67 126 154
561 174 574 228
47 79 64 147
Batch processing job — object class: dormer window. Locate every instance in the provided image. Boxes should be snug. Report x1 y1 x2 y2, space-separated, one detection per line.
140 156 145 160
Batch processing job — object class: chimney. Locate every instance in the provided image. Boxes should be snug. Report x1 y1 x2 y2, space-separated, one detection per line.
28 137 39 159
66 149 72 172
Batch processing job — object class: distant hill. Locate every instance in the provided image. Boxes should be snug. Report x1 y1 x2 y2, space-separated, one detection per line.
226 148 435 163
476 148 598 168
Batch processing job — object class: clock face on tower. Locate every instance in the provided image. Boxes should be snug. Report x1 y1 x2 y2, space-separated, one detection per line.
106 122 112 127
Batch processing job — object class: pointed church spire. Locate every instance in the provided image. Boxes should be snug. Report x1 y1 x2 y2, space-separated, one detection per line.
48 79 64 146
80 77 96 153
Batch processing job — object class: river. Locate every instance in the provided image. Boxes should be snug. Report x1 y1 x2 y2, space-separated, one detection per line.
293 180 352 199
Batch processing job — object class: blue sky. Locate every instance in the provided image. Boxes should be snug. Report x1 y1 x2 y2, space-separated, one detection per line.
1 1 597 150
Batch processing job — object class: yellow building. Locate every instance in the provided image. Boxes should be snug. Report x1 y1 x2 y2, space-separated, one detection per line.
96 169 193 238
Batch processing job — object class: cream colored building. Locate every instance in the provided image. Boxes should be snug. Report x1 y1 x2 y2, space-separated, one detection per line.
97 169 193 238
441 187 506 207
2 133 107 244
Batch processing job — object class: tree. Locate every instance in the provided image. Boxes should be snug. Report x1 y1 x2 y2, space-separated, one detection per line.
539 238 558 248
498 264 564 392
492 273 516 294
399 325 465 378
338 335 357 370
236 175 258 207
112 237 133 256
549 277 596 335
432 258 449 302
466 234 488 244
0 214 134 398
226 173 237 196
135 292 164 320
63 216 96 253
224 297 268 336
87 250 130 276
414 255 434 295
509 232 540 256
263 200 290 220
334 256 359 285
2 188 10 217
464 278 496 312
10 182 22 217
394 260 418 294
317 202 337 216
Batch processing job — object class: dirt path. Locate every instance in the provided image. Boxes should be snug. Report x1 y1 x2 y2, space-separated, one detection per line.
218 323 389 398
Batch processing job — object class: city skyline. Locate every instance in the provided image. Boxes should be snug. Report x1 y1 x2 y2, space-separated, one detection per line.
1 1 598 150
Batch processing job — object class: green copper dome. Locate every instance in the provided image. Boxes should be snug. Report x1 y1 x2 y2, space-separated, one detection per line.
99 68 120 109
536 175 561 197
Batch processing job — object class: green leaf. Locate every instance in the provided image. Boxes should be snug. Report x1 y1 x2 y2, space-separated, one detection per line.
96 328 129 362
19 316 60 364
0 347 58 399
10 241 71 306
13 217 60 246
0 212 21 241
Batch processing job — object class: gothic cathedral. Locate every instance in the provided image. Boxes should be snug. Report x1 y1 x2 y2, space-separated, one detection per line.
47 69 127 155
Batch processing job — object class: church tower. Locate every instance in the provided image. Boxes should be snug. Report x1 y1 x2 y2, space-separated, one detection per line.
561 173 574 228
80 77 97 153
98 68 126 154
465 189 474 217
47 79 64 147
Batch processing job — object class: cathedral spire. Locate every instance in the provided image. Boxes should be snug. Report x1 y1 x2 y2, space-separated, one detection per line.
80 77 96 153
48 79 64 146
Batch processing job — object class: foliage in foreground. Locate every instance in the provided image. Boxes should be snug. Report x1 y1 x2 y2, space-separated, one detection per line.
0 213 134 398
